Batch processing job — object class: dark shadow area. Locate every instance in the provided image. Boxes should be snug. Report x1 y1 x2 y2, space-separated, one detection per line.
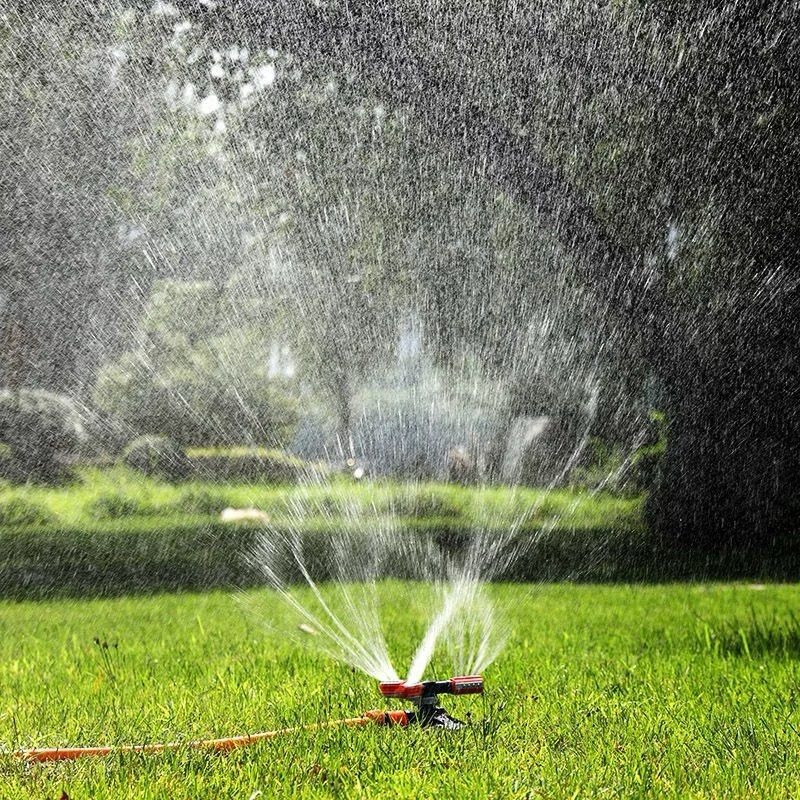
696 612 800 659
3 522 800 601
502 530 800 584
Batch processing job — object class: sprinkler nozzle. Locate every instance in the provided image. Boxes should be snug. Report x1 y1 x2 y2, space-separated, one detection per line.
448 675 484 695
377 680 406 698
378 675 483 700
377 675 483 730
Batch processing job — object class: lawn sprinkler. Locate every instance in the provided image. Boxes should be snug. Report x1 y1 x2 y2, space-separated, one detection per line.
15 675 484 763
376 675 484 729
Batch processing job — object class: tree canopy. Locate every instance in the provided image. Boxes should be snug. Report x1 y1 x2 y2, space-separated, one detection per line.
2 1 797 547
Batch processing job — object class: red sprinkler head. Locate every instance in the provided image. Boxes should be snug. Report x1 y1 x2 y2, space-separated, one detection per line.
377 675 484 729
398 681 424 699
377 680 406 699
379 675 483 700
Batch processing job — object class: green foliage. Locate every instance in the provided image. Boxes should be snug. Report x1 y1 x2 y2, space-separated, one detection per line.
0 496 54 527
569 437 627 492
0 388 86 483
123 435 190 482
570 411 667 494
631 410 667 491
0 465 643 535
141 281 223 345
89 493 152 520
382 488 464 519
94 280 298 448
186 447 305 484
169 488 228 516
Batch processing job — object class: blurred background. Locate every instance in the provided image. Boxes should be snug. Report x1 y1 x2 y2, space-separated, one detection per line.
1 1 798 597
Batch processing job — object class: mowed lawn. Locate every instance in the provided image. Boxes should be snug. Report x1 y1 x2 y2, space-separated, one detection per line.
1 582 799 798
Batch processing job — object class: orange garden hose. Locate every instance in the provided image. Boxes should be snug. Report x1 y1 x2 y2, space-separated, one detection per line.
15 710 409 764
14 676 482 763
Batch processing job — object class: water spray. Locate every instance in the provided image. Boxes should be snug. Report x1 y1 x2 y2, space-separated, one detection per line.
15 675 484 763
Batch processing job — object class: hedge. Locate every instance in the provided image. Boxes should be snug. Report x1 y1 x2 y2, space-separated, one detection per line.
185 448 311 483
2 516 798 599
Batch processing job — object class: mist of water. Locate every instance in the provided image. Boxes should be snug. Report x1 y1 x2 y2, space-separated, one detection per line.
2 3 668 684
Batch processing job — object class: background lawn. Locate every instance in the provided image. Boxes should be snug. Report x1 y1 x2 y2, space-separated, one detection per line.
0 466 642 533
1 468 653 598
2 582 799 798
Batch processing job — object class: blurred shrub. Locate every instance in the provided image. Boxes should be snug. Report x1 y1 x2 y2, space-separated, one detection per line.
171 488 227 515
0 496 55 527
382 490 463 518
123 435 190 481
1 519 718 600
186 447 304 484
89 493 151 520
93 280 298 448
414 491 463 518
569 437 627 492
279 494 337 516
569 411 667 494
0 389 86 483
630 410 667 491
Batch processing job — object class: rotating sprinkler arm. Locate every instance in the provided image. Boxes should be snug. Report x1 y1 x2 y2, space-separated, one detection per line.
378 675 484 729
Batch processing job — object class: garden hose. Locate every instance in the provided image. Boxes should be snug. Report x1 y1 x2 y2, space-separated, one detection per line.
16 711 408 763
14 675 483 763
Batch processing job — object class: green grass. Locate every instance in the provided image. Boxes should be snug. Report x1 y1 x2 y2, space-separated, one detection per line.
0 465 642 532
1 582 799 798
185 445 306 459
0 468 651 597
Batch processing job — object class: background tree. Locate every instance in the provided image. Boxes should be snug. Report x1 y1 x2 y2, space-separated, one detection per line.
94 280 298 447
185 0 798 549
1 6 155 394
3 1 797 548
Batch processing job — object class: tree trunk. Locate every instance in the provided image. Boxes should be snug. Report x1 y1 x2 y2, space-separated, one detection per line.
649 288 800 552
1 307 25 391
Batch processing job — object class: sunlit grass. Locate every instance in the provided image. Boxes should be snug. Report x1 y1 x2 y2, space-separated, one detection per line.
1 582 799 798
0 465 643 533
